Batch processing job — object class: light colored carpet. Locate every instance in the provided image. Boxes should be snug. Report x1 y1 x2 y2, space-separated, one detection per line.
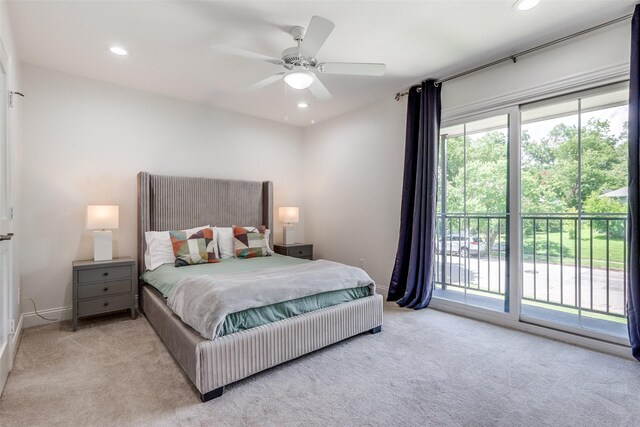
1 303 638 426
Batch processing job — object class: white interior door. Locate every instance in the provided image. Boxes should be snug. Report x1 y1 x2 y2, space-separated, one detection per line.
0 42 12 395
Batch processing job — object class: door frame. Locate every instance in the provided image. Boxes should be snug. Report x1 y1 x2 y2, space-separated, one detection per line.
0 36 12 395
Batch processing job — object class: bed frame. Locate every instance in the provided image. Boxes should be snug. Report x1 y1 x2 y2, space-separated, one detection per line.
137 172 384 402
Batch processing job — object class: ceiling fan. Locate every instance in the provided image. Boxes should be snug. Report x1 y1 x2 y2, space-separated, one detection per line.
212 16 386 101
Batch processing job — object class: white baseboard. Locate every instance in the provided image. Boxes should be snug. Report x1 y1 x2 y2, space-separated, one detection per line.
9 314 24 366
22 305 72 328
21 296 139 329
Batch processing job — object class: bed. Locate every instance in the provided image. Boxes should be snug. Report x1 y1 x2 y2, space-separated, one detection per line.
137 172 384 402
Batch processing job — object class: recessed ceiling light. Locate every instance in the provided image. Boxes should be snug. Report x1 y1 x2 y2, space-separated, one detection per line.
284 116 289 121
297 102 309 109
310 120 315 124
109 46 129 56
512 0 539 11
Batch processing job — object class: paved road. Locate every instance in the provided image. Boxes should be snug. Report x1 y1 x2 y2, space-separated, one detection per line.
434 254 625 315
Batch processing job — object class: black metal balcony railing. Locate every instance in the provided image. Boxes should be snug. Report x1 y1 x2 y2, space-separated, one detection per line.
433 213 627 319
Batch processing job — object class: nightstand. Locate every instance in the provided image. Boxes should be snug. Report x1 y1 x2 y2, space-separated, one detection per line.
274 243 313 260
72 257 136 331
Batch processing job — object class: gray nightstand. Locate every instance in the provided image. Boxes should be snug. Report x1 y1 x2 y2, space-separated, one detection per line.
72 257 136 331
274 243 313 260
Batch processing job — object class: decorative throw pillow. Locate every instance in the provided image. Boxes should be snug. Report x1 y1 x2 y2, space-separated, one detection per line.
170 227 220 267
241 226 274 255
232 225 270 259
216 226 274 258
144 224 211 270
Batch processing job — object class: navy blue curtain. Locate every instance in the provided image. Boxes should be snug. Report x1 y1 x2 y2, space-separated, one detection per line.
628 4 640 361
387 80 442 309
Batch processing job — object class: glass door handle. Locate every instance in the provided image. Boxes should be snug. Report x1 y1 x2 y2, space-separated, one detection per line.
0 233 14 241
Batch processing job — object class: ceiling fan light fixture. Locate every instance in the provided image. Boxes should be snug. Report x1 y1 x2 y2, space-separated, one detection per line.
512 0 539 11
284 71 314 90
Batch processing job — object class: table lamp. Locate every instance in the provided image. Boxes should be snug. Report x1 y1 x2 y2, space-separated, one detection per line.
87 205 119 261
278 206 299 245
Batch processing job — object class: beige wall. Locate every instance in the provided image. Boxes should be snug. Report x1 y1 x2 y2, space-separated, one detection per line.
303 98 406 295
20 64 305 324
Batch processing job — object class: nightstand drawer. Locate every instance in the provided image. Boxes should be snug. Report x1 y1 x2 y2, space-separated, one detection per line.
77 279 132 299
274 244 313 259
77 294 131 317
77 265 131 284
291 246 312 258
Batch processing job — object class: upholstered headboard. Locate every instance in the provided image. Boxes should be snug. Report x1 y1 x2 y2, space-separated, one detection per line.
137 172 273 275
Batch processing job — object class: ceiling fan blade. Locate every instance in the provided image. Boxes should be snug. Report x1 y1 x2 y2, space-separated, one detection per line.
299 16 335 58
317 62 386 76
244 73 285 91
308 77 332 101
211 44 282 65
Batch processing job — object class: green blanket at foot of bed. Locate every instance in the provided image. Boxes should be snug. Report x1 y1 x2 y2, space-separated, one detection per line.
218 286 371 336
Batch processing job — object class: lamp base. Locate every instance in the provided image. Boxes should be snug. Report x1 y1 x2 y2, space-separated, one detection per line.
94 230 113 261
283 225 296 245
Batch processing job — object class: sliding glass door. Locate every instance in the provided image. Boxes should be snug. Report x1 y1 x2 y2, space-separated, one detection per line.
434 113 510 313
520 83 629 340
433 82 629 343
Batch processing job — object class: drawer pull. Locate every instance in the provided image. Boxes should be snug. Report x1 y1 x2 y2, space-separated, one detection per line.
103 272 109 276
103 302 109 307
103 287 109 292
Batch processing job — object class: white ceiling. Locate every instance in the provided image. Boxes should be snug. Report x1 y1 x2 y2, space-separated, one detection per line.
8 0 637 127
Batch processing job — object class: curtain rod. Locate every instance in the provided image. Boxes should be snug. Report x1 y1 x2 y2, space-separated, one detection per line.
394 12 633 101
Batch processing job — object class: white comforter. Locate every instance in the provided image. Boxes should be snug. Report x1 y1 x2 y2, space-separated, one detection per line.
167 260 375 339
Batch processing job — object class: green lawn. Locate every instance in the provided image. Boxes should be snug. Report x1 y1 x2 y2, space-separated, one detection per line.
486 228 625 268
521 230 625 269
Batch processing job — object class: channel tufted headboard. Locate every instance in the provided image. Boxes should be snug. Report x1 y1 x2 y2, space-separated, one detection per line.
137 172 273 276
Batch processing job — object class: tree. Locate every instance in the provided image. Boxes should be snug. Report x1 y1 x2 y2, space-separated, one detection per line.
441 130 508 248
583 193 626 237
521 117 627 214
439 112 627 248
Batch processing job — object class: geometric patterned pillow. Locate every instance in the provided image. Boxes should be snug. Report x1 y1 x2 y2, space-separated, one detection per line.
232 225 269 259
169 227 220 267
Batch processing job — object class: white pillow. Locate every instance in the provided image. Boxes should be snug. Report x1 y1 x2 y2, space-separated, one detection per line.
144 225 211 270
263 229 274 254
216 226 274 259
215 227 235 259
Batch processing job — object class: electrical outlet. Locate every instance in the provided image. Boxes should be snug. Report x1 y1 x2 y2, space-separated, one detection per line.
10 318 15 334
359 258 366 269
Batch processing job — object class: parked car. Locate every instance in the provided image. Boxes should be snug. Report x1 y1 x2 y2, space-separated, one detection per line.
491 242 507 253
437 234 487 256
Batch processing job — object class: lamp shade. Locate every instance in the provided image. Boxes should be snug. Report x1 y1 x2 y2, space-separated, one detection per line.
278 206 299 224
86 205 119 230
